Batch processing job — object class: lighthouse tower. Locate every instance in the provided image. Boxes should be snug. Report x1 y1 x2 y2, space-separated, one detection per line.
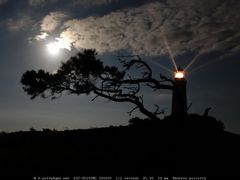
171 68 187 117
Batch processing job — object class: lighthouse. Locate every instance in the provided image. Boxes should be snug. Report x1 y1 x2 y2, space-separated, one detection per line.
171 67 187 117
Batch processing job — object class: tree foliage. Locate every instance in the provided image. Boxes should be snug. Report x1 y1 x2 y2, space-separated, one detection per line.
21 49 173 120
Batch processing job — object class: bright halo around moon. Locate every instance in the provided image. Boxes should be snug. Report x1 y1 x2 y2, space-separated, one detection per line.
47 42 60 55
46 38 72 56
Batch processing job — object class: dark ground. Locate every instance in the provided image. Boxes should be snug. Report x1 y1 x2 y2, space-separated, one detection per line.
0 114 239 179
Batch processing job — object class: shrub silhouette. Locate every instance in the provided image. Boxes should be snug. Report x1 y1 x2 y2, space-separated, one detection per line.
186 113 225 132
128 117 153 126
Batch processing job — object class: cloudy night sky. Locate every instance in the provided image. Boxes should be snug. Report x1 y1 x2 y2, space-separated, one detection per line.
0 0 239 133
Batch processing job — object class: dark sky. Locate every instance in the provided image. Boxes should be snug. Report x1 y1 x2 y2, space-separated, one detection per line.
0 0 240 134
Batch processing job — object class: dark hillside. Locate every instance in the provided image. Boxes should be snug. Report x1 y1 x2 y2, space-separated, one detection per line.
0 115 239 178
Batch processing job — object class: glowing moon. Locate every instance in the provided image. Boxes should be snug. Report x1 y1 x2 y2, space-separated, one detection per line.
46 38 72 56
47 42 60 55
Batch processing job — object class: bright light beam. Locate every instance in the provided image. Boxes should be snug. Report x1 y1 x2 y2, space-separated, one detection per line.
184 52 201 71
148 58 172 73
188 56 228 74
184 35 220 71
161 29 178 71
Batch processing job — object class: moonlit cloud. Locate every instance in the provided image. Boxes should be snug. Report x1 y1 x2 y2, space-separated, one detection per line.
54 37 72 51
40 11 67 32
34 11 70 51
35 32 49 41
33 0 240 59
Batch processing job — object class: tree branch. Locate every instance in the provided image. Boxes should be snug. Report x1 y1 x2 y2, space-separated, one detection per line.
160 74 174 84
128 106 139 116
118 55 152 78
21 50 171 122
